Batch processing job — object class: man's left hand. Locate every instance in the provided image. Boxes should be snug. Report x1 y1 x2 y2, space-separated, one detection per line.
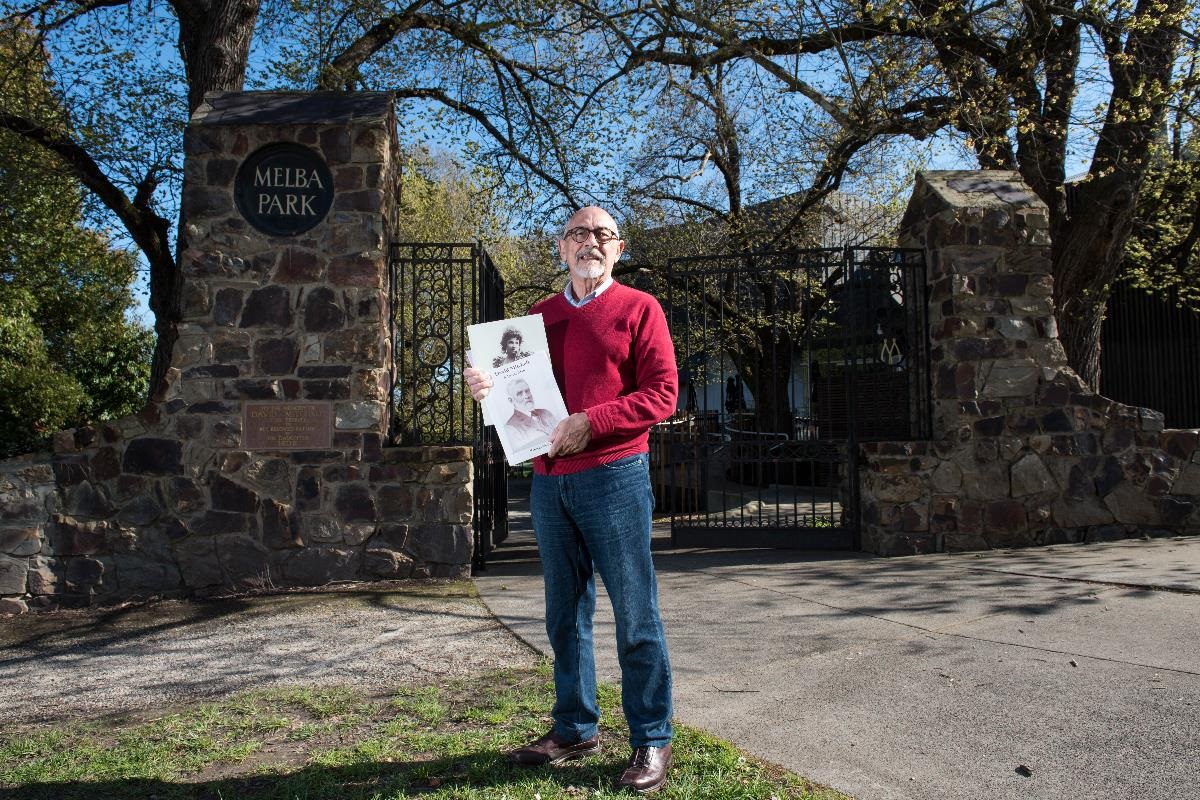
548 412 591 457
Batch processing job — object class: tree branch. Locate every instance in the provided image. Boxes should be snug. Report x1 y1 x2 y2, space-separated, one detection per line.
318 6 572 93
0 112 174 288
643 191 726 219
11 0 130 31
392 88 580 209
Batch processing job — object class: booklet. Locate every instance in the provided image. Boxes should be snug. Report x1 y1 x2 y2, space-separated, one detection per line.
467 315 568 464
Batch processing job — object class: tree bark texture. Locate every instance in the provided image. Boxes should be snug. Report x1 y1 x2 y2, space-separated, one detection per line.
1043 0 1185 390
1050 175 1139 390
922 0 1186 390
142 0 260 396
173 0 260 113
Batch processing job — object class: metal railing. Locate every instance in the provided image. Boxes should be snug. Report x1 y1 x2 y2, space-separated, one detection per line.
1101 284 1200 429
652 246 929 549
389 241 508 569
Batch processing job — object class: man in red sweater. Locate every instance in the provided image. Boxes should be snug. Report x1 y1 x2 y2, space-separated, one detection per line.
465 205 678 793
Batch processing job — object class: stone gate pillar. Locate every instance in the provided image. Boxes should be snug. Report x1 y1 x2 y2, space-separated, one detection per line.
856 171 1199 555
0 92 473 613
904 172 1065 441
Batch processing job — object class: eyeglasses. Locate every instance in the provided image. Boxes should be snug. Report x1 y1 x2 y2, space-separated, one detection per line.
563 226 620 244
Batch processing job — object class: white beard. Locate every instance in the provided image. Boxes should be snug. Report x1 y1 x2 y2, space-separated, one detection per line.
569 245 607 281
571 263 605 280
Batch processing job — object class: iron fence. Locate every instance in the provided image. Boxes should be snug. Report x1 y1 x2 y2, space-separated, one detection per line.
389 242 507 569
1101 284 1200 429
651 246 929 549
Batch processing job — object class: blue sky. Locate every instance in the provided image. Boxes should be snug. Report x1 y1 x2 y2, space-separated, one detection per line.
103 12 1102 330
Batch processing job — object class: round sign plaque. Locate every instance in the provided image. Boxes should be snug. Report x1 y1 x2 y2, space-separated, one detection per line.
234 143 334 236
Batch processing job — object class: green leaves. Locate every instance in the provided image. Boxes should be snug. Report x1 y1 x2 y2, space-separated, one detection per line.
0 25 151 457
0 310 89 456
395 148 559 315
1123 154 1200 310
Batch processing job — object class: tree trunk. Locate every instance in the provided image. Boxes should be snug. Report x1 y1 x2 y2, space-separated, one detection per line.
1055 297 1105 391
174 0 260 113
1050 175 1139 390
744 363 793 436
1043 0 1185 390
145 0 260 395
744 325 797 437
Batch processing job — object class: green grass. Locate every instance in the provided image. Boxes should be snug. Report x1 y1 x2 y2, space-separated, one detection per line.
0 661 851 800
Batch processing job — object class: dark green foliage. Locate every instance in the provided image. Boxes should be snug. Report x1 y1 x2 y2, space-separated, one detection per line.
0 309 88 456
0 140 153 457
0 28 152 458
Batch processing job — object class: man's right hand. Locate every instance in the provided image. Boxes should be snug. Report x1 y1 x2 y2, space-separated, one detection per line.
464 366 494 402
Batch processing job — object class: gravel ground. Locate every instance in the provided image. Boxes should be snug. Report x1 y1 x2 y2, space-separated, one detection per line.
0 581 540 728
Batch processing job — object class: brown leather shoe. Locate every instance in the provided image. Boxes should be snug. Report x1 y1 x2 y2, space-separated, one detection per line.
616 744 672 793
507 729 601 766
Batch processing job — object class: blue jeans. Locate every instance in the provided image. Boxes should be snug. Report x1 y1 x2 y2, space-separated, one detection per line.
530 453 673 748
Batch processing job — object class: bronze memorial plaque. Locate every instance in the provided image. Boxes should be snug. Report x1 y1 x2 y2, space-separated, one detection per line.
244 402 333 450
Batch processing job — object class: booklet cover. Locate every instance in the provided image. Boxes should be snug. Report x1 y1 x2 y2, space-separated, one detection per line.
467 315 568 464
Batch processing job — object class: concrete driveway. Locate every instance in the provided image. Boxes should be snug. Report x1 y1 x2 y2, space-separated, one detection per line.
476 534 1200 800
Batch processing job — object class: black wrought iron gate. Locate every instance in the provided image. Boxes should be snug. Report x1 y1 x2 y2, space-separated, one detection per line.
650 247 929 549
389 242 507 571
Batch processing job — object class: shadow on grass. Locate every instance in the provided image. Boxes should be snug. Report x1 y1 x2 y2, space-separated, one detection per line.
4 749 632 800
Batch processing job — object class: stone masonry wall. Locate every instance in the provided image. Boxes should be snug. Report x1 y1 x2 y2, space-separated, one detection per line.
0 92 473 614
859 171 1200 555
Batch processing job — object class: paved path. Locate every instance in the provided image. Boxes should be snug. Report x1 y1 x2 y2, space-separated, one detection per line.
476 533 1200 800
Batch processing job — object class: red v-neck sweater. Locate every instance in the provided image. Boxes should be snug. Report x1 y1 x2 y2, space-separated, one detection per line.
529 281 678 476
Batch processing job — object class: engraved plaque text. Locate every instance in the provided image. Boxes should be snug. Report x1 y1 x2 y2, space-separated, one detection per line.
244 402 333 450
